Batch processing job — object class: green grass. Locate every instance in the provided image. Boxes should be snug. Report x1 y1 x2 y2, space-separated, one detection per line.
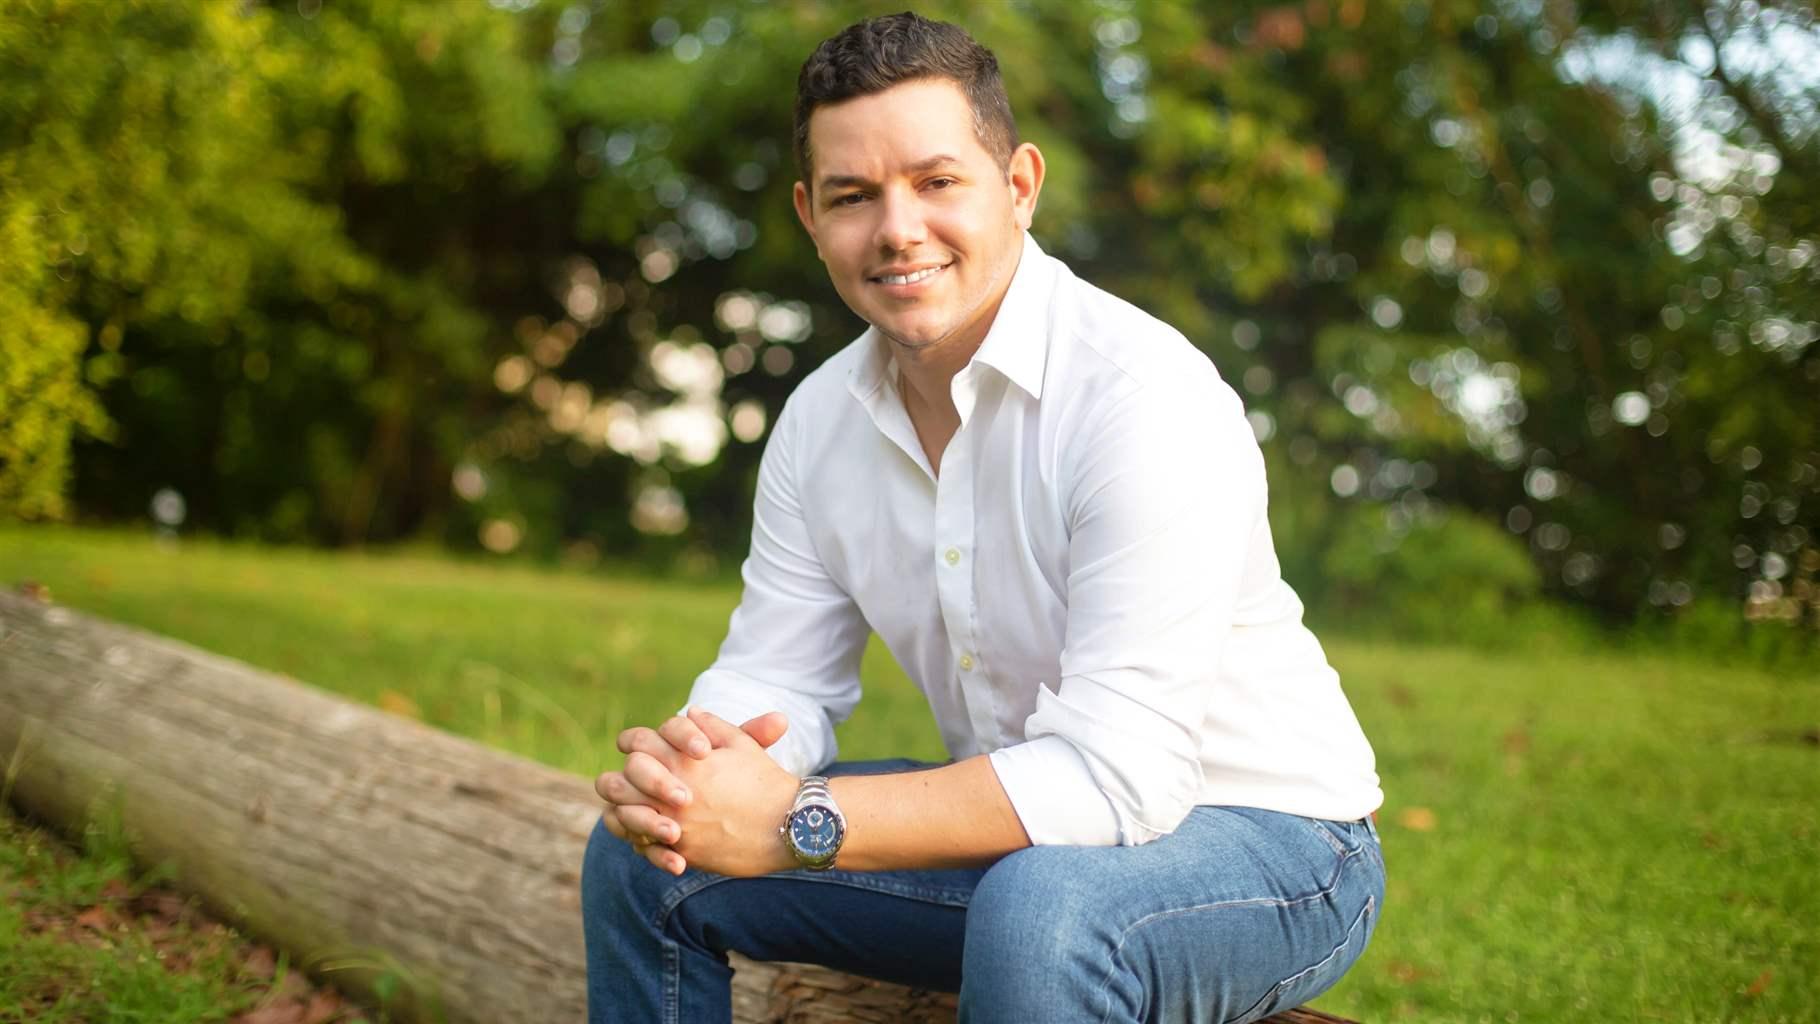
3 524 1817 1022
0 797 316 1023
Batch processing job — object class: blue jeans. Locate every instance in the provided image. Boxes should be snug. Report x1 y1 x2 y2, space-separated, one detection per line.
580 759 1385 1024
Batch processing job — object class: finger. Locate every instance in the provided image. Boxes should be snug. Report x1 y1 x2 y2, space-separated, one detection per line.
615 804 681 846
688 707 754 751
739 711 790 749
596 771 660 808
658 714 713 759
624 750 690 806
618 726 692 771
599 810 630 843
616 726 656 756
641 842 686 875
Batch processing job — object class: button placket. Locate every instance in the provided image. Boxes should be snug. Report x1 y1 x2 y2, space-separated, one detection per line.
932 413 997 750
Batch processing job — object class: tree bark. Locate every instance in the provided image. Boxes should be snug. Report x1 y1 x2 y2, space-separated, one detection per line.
0 592 1353 1024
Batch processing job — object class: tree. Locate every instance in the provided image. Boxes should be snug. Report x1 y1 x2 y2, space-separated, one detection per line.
5 0 1813 637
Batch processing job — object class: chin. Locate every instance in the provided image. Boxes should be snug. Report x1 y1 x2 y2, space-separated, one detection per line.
879 323 946 351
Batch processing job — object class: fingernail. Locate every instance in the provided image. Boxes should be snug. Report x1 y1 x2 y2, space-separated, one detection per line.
689 739 709 757
672 788 689 805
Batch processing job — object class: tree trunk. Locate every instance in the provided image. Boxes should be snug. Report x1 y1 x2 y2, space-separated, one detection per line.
0 592 1353 1024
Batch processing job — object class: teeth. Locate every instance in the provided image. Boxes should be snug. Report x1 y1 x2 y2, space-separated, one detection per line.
879 265 944 285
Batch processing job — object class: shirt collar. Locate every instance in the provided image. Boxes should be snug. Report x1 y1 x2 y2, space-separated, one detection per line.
969 230 1052 400
847 230 1054 405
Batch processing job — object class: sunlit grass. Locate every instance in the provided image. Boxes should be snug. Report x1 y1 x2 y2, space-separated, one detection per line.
2 524 1816 1022
0 525 947 778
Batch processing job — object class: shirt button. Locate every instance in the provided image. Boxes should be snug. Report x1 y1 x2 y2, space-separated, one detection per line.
944 547 961 566
959 654 974 672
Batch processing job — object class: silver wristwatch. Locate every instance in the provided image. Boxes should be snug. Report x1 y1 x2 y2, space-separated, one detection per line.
779 775 847 870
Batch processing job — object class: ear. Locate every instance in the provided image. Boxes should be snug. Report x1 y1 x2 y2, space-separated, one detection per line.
1006 142 1045 231
792 180 821 257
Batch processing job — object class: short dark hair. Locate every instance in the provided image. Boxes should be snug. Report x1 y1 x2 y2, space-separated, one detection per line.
793 12 1019 192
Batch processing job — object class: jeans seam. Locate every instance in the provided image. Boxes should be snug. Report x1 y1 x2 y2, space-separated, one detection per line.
661 936 679 1024
1230 891 1375 1024
1092 844 1366 1024
1303 818 1348 857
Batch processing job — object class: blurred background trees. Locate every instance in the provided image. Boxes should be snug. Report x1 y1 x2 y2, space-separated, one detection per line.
2 0 1814 651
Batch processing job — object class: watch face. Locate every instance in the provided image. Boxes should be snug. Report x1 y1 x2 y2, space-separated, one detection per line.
788 803 844 860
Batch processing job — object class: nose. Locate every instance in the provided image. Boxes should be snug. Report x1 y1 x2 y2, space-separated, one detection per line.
872 184 927 253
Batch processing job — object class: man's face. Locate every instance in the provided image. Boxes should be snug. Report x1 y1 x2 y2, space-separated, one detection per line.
793 78 1042 358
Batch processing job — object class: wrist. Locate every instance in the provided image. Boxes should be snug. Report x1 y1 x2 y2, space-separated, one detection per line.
778 774 847 871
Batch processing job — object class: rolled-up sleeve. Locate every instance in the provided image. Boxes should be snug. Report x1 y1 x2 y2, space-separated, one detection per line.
990 372 1264 846
685 396 868 778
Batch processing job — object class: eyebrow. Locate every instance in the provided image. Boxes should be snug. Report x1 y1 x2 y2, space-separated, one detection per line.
816 154 964 195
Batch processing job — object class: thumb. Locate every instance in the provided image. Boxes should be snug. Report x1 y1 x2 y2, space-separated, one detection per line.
739 711 790 750
688 706 755 750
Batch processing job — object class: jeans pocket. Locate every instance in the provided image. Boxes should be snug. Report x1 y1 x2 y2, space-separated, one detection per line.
1301 816 1356 858
1225 892 1377 1024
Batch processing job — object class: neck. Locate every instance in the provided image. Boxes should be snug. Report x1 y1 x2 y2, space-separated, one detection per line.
889 251 1021 418
892 332 978 418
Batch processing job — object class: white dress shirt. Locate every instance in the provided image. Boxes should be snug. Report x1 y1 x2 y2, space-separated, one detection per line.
687 231 1382 847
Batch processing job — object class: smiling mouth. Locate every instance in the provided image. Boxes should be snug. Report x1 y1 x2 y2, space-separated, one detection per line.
870 263 950 285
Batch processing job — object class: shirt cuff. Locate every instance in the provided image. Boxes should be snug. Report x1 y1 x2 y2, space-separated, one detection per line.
989 735 1121 846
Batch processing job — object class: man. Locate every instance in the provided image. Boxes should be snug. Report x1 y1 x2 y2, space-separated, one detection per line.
582 13 1384 1023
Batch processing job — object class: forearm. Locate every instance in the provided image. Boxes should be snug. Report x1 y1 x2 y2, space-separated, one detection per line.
827 754 1031 872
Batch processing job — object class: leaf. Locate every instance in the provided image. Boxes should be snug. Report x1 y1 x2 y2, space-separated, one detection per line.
244 944 277 979
1501 727 1531 755
377 690 420 719
1745 969 1773 998
232 1003 308 1024
1396 806 1437 832
302 991 345 1024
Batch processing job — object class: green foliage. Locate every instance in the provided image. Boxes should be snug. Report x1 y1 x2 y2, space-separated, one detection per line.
0 201 110 520
1628 596 1818 672
1315 504 1567 646
0 0 555 546
1249 0 1820 629
1 0 1815 635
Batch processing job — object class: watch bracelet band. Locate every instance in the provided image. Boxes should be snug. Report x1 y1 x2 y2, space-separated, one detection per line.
791 775 834 812
782 775 845 870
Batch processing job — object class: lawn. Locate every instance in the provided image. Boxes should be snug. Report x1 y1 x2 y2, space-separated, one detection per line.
0 795 369 1023
2 524 1816 1022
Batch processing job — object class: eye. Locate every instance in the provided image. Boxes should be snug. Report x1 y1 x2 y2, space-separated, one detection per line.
926 177 957 190
832 192 867 207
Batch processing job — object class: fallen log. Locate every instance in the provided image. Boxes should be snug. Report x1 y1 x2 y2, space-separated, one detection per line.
0 591 1355 1023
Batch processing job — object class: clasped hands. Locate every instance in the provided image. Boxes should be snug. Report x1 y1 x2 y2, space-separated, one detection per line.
594 706 800 878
